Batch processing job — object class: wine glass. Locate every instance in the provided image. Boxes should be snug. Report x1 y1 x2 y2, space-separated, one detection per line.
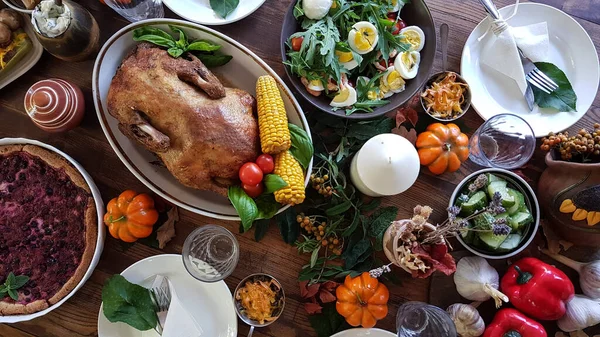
104 0 164 22
182 225 240 283
396 301 457 337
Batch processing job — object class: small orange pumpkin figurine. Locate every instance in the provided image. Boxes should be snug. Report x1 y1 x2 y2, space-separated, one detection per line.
335 272 389 328
416 123 469 175
103 190 159 242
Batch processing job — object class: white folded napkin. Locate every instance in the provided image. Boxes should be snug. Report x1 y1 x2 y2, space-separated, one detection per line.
480 1 550 94
151 275 204 337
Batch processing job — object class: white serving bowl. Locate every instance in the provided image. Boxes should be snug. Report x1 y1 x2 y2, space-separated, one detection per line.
449 168 540 259
0 138 105 323
92 18 312 221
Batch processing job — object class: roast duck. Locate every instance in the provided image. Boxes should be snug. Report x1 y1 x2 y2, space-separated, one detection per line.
107 43 260 196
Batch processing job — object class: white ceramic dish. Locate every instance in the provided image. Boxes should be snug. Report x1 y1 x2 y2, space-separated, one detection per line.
163 0 266 26
0 13 43 90
461 3 599 138
97 254 237 337
331 328 396 337
0 137 105 323
92 18 312 221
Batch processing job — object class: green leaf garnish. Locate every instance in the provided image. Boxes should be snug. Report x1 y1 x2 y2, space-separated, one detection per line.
532 62 577 112
228 186 259 232
102 275 158 331
0 272 30 301
263 174 288 194
289 123 314 169
209 0 240 19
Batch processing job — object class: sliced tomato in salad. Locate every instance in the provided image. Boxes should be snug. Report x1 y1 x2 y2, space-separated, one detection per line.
291 37 304 51
386 18 407 35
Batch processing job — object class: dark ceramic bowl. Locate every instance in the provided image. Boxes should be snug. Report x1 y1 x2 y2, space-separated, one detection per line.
280 0 436 119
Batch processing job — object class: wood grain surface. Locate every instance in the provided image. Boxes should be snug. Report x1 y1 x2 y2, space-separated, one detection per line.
0 0 599 336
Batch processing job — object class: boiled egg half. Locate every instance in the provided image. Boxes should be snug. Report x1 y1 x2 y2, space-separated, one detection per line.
382 66 406 94
330 85 357 107
394 51 420 79
399 26 425 52
348 21 378 55
306 79 325 91
336 50 358 70
390 0 402 12
302 0 333 20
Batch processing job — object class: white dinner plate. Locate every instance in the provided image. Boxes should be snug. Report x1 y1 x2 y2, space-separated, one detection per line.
97 254 237 337
163 0 266 25
332 328 396 337
92 19 312 220
0 138 105 323
0 14 43 90
461 3 599 137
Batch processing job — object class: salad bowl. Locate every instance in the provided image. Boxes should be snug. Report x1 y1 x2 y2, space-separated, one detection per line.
281 0 436 119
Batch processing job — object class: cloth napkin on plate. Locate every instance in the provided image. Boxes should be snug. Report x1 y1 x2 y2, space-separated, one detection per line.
151 275 204 337
480 1 550 94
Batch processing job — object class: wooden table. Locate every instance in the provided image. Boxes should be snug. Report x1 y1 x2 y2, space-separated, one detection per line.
1 0 599 336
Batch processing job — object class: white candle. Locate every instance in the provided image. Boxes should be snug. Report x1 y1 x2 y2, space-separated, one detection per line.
350 133 420 197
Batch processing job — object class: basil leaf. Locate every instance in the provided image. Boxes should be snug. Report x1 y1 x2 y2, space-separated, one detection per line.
7 289 18 301
195 53 233 67
188 40 221 52
168 47 184 58
102 275 158 331
255 194 279 220
532 62 577 112
169 25 188 49
133 27 175 42
228 186 258 232
11 275 29 289
210 0 240 18
133 30 176 49
276 207 299 244
263 174 288 194
289 123 314 169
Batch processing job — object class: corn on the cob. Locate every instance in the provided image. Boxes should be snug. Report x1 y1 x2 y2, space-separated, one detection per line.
274 150 305 205
256 75 291 155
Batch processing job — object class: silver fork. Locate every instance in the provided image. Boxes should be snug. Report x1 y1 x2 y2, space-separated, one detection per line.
518 48 558 94
150 275 172 336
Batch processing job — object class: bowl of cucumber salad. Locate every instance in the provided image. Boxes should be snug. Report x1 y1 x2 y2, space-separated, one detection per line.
450 168 540 259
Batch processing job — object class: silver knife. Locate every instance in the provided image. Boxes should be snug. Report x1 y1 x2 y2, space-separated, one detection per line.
478 0 535 111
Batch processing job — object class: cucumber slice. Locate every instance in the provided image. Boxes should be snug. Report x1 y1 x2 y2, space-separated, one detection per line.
479 230 510 250
471 235 485 249
455 194 470 208
495 212 510 222
459 220 475 244
487 181 515 208
509 212 533 231
473 212 495 230
497 234 522 252
507 189 525 215
460 191 487 216
486 173 502 184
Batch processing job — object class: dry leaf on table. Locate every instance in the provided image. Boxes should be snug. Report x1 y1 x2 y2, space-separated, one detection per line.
541 219 573 254
156 207 179 249
392 126 417 145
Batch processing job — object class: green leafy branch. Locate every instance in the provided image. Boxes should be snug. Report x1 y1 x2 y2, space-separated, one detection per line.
0 272 29 301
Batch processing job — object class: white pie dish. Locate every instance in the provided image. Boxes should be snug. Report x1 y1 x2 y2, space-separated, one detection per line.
92 18 312 221
0 137 105 323
461 3 599 138
331 328 396 337
163 0 266 26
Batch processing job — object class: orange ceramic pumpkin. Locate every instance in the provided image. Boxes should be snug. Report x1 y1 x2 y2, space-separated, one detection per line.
336 272 389 328
416 123 469 175
103 190 159 242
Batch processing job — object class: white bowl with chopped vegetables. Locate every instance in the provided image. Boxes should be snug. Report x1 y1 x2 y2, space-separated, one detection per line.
449 169 540 259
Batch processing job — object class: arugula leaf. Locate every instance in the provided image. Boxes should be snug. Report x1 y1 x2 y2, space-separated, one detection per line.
293 0 304 19
187 40 221 52
263 174 288 194
532 62 577 112
102 275 157 331
210 0 240 18
289 123 314 169
276 207 300 244
196 53 233 67
228 186 258 232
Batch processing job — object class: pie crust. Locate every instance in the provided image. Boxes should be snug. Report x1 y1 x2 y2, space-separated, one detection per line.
0 145 97 315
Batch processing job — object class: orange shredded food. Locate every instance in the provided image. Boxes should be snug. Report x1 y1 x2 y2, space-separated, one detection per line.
235 279 280 324
421 72 469 119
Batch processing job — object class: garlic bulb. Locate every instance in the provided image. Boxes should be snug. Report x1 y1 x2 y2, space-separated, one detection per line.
447 303 485 337
542 249 600 299
454 256 508 308
558 295 600 332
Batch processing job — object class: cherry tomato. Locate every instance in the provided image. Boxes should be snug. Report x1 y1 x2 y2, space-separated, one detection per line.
256 154 275 174
378 59 388 69
386 18 407 35
242 183 264 198
387 12 398 20
291 37 304 52
239 162 263 185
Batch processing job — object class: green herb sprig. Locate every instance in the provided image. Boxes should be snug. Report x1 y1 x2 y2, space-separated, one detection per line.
0 272 29 301
102 275 157 331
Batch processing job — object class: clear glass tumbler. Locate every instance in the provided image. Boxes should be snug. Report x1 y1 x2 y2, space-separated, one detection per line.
182 225 240 283
469 114 536 169
104 0 164 22
396 302 457 337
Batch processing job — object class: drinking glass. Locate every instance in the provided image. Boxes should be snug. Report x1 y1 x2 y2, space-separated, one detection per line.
469 114 536 169
182 225 240 283
396 302 457 337
104 0 164 22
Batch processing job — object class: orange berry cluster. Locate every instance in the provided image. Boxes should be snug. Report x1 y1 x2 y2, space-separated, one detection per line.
296 213 342 255
310 174 333 197
540 123 600 161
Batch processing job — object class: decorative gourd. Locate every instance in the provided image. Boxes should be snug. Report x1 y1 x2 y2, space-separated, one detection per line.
416 123 469 175
335 272 389 328
103 190 159 242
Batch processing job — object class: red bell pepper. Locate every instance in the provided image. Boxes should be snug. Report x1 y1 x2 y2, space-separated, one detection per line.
483 308 547 337
500 257 574 320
